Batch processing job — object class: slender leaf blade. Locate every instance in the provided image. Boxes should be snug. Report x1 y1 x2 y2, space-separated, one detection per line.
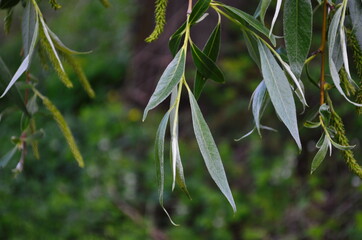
189 0 211 24
348 0 362 49
143 49 186 121
0 147 17 168
188 89 236 212
221 4 276 45
311 135 329 174
283 0 312 78
170 88 190 197
22 0 37 57
190 42 224 83
0 57 29 115
328 7 362 106
169 23 186 56
258 41 302 150
154 111 178 225
194 22 221 98
251 80 268 135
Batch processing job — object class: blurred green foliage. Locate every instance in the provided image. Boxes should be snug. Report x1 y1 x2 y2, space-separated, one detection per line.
0 0 362 239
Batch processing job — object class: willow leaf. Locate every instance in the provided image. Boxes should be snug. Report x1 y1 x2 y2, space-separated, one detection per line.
311 135 329 174
0 147 17 168
188 89 236 212
155 111 178 225
46 25 91 55
190 42 224 83
189 0 211 24
221 4 276 46
348 0 362 49
260 0 272 24
283 0 312 78
0 15 38 99
242 30 260 67
269 0 282 37
194 22 221 99
328 7 362 107
258 41 302 150
169 23 186 57
0 58 29 115
22 0 37 58
169 88 190 197
143 49 186 121
251 80 268 135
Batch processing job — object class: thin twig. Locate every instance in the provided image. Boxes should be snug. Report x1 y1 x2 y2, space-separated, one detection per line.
319 0 328 105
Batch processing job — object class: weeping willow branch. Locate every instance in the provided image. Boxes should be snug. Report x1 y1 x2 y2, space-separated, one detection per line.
145 0 169 42
319 0 328 105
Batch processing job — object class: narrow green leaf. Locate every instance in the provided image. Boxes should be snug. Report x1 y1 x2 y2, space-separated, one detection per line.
0 147 17 168
189 0 211 24
329 138 355 151
269 0 282 36
283 0 312 78
348 0 362 49
258 41 302 150
39 17 72 88
46 25 92 55
169 88 190 197
0 57 29 116
194 22 221 99
260 0 272 24
251 80 268 135
221 4 276 46
328 7 362 107
311 135 329 174
190 42 224 83
319 104 331 125
242 30 260 67
188 89 236 212
22 0 37 58
0 14 38 99
154 111 178 225
169 23 186 56
143 49 186 121
304 121 321 128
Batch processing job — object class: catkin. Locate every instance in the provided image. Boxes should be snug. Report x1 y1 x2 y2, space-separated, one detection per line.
145 0 168 42
331 110 362 179
41 95 84 167
346 30 362 113
39 28 73 88
339 67 356 97
62 53 95 98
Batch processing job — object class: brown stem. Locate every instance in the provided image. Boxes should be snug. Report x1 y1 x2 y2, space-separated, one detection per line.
187 0 192 14
319 0 328 105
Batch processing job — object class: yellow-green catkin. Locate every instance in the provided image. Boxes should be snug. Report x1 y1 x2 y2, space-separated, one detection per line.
30 119 40 160
4 8 13 35
62 53 95 98
39 94 84 167
49 0 61 9
331 110 362 179
99 0 110 8
145 0 168 42
339 67 356 97
39 28 73 88
346 30 362 113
